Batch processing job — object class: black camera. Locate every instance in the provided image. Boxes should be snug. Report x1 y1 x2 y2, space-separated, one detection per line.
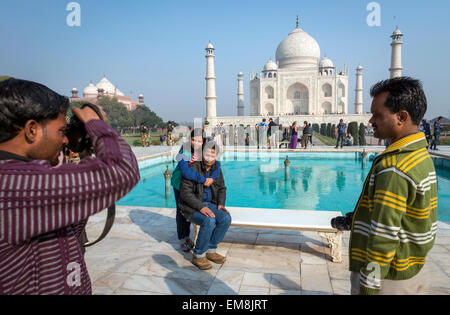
331 212 354 231
65 103 104 153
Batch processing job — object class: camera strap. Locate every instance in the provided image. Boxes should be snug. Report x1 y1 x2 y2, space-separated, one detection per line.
83 204 116 248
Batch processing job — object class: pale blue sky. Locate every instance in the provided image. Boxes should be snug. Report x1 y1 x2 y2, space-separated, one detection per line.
1 0 449 121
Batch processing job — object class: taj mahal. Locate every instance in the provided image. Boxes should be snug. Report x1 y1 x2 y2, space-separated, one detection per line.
204 20 404 127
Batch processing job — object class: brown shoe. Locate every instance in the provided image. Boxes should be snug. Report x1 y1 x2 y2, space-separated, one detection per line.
206 252 226 264
192 256 212 270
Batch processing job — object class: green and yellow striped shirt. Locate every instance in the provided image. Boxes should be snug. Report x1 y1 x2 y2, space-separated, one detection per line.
349 132 438 295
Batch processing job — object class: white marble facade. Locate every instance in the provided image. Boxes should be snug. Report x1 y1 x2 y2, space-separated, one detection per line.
249 26 349 117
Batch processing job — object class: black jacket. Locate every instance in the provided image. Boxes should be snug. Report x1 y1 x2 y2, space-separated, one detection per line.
179 161 226 220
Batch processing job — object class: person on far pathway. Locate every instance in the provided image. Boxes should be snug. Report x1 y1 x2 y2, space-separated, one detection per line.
289 121 298 149
420 119 431 148
430 116 443 150
335 119 347 149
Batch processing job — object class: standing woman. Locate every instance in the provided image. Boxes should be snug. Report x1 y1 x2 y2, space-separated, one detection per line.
170 128 222 251
289 121 298 149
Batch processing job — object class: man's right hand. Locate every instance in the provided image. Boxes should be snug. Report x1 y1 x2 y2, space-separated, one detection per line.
71 105 107 124
204 178 214 187
200 206 215 218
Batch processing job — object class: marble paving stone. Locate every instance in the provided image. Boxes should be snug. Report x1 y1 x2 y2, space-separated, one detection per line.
241 272 272 288
222 250 300 275
207 281 240 295
434 236 450 246
300 251 326 265
121 274 210 295
331 279 351 295
232 232 258 245
269 289 301 295
239 285 270 295
429 244 450 255
214 270 245 287
92 285 115 295
327 260 351 280
94 272 132 290
256 233 301 245
429 253 450 267
136 262 217 282
270 273 301 291
301 264 333 294
112 288 165 295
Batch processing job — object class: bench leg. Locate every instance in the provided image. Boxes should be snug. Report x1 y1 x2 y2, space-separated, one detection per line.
192 224 200 248
318 231 343 263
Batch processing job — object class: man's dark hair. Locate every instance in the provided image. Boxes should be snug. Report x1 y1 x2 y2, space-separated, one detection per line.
370 77 427 125
262 119 266 122
0 78 70 143
438 116 443 121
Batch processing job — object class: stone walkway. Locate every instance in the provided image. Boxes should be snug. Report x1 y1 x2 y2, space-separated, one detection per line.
84 206 450 295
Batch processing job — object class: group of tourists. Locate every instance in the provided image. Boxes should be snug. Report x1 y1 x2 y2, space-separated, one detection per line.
170 129 231 270
0 76 441 295
288 121 313 149
420 117 444 150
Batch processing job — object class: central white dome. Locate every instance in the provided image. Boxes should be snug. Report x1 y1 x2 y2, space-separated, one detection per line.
275 27 321 69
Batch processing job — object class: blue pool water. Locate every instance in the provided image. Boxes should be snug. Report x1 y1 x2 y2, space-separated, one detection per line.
118 153 450 222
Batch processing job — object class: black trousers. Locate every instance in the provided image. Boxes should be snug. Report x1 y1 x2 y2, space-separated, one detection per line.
173 188 191 240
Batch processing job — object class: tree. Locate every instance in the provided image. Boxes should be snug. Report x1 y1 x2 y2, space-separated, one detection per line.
326 123 332 138
132 104 165 129
331 124 336 139
348 122 359 146
359 123 367 146
320 123 327 136
313 123 319 133
97 97 134 129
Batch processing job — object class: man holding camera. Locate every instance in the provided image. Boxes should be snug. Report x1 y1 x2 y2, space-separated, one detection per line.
0 79 140 295
333 77 437 295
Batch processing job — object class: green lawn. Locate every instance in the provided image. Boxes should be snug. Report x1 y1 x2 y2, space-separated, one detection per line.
313 132 336 146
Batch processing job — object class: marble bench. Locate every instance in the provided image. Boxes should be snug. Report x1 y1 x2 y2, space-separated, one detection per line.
193 207 344 263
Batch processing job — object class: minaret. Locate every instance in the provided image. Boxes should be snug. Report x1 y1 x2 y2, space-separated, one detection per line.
389 27 403 79
355 65 363 114
205 42 217 119
237 72 244 116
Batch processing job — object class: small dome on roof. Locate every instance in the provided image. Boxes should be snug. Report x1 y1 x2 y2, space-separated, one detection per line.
319 57 334 68
83 82 98 97
206 42 214 49
263 59 278 71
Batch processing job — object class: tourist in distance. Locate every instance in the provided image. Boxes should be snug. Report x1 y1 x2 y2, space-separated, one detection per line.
140 123 149 147
171 129 222 252
178 140 231 270
344 133 354 146
301 121 309 149
267 118 278 149
335 119 347 149
289 121 298 149
420 119 431 148
346 77 437 295
308 123 313 146
430 116 443 150
0 79 140 294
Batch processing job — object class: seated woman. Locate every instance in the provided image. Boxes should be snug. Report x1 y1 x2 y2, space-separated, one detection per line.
171 129 222 252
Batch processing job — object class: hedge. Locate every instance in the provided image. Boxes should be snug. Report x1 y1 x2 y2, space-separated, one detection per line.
348 122 359 146
359 123 366 146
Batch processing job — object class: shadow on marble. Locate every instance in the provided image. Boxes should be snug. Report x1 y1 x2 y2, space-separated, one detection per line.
151 254 237 295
